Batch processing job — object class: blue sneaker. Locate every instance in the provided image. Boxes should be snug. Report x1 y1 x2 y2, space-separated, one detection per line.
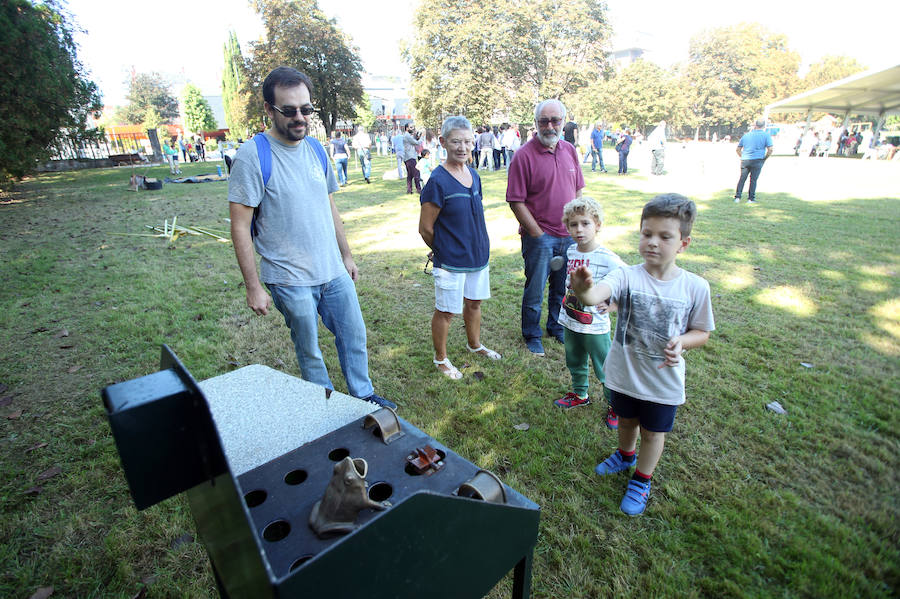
525 338 545 356
594 451 635 476
363 394 397 410
620 479 651 516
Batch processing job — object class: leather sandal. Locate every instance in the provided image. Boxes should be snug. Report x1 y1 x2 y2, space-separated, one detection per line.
466 344 502 360
433 357 463 380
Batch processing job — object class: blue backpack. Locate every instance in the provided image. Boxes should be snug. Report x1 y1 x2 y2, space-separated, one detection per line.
250 134 329 238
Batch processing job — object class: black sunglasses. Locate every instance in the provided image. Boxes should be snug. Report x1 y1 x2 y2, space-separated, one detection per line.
271 104 315 118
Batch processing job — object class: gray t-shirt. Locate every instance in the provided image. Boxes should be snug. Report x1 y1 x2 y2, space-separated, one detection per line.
227 133 343 286
602 264 715 405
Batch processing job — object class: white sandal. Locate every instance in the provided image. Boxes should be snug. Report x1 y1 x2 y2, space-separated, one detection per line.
466 344 502 360
433 357 463 380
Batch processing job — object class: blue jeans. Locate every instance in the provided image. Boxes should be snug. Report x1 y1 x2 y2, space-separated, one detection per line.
335 157 348 185
358 150 371 179
590 148 605 171
618 150 629 173
521 233 572 340
735 158 765 200
267 273 374 398
505 149 515 168
396 156 405 177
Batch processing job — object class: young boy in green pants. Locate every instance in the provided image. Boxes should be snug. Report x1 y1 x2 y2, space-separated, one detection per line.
570 193 714 515
553 197 626 432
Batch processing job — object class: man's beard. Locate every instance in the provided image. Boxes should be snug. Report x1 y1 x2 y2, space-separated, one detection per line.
538 128 559 148
274 117 307 141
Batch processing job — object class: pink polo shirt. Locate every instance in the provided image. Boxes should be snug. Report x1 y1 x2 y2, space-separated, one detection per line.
506 137 585 237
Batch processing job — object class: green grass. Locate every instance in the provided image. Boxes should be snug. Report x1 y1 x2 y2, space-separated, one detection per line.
1 153 898 598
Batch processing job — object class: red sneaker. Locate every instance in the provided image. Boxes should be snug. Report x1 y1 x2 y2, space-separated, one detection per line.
554 392 591 409
605 406 619 429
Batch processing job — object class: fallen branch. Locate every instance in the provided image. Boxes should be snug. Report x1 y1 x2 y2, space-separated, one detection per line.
141 219 232 243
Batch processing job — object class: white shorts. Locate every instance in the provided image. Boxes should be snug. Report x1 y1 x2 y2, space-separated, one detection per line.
433 266 491 314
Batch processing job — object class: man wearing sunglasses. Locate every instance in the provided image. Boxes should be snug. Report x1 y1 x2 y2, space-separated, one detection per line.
506 99 585 357
228 66 395 410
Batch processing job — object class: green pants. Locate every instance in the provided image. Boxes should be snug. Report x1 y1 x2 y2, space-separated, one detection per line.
564 328 612 399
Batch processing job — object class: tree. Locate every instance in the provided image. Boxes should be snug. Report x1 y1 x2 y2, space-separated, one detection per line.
0 0 102 185
222 30 251 139
119 72 179 125
353 92 376 131
247 0 364 136
684 23 800 132
181 83 217 133
579 60 676 132
404 0 612 128
505 0 612 105
142 105 163 131
802 55 866 91
404 0 514 126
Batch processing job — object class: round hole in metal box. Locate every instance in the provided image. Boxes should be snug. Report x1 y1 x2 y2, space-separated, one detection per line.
367 481 392 502
289 555 314 571
243 489 267 508
284 469 308 485
262 519 291 542
328 447 350 461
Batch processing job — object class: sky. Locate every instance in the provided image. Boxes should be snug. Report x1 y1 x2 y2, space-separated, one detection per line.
65 0 896 107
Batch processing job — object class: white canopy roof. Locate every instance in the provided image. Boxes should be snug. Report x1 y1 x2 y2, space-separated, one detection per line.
766 63 900 118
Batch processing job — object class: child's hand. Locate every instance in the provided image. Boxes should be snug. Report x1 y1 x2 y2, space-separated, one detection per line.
659 336 683 368
570 265 593 293
595 300 610 314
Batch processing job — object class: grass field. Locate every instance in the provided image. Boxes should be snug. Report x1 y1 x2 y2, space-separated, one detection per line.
1 146 898 598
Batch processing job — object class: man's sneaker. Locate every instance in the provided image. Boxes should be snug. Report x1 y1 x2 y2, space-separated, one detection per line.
746 199 758 204
363 393 397 410
554 392 591 409
605 406 618 430
733 196 740 203
526 338 545 356
594 450 635 476
620 479 651 516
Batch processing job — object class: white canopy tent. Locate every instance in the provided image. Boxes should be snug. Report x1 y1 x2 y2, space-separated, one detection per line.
765 63 900 144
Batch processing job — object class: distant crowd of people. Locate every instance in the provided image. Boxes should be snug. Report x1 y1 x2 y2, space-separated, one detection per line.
795 127 898 160
324 118 675 196
161 134 207 174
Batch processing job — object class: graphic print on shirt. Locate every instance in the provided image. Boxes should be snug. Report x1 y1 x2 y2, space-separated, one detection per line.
617 289 690 360
563 256 593 324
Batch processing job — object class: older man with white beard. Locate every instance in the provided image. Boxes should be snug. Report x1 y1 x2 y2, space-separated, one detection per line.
506 99 585 357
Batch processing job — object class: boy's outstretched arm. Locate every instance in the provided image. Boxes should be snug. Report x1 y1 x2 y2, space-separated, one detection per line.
570 265 612 306
659 329 711 368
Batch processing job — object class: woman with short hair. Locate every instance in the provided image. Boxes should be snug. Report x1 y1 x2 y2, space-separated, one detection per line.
418 116 501 380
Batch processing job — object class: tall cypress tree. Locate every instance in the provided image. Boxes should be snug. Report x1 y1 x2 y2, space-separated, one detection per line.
221 30 249 138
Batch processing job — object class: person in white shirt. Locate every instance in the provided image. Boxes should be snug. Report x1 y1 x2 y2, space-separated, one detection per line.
352 127 372 183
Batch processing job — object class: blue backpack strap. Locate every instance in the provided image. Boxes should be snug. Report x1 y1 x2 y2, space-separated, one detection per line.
305 136 328 176
251 134 272 238
254 133 272 186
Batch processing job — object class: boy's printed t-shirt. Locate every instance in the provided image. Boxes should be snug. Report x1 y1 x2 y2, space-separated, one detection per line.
602 264 715 405
559 246 626 334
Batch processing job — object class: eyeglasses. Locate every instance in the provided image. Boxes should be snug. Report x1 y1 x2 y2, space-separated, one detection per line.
537 117 563 127
270 104 316 118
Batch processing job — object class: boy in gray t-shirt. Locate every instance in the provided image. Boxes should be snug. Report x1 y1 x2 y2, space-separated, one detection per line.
570 194 714 516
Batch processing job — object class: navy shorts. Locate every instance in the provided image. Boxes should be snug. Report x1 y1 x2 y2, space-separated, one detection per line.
609 389 678 433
